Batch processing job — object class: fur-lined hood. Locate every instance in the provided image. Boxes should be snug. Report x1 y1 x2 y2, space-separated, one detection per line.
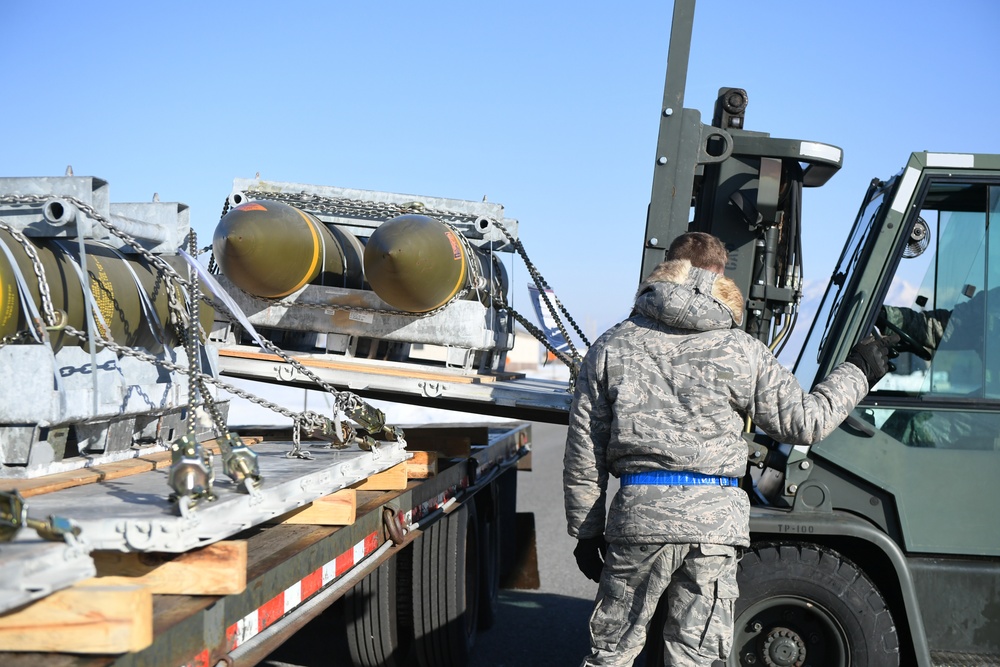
633 259 745 331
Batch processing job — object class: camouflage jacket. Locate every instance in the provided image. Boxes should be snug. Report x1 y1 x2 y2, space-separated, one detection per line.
563 259 869 546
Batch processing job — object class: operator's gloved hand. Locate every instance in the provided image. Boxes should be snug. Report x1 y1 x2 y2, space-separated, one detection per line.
846 333 900 388
875 305 890 331
573 535 607 583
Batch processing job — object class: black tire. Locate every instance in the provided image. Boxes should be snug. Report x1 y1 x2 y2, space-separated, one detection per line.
731 543 900 667
477 481 502 630
411 499 480 667
344 555 414 667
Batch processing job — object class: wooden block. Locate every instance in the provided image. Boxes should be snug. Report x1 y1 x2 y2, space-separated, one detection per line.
351 461 408 491
91 541 247 595
0 438 242 498
406 451 438 479
402 425 489 458
404 434 472 458
0 582 152 653
268 489 357 526
517 451 533 471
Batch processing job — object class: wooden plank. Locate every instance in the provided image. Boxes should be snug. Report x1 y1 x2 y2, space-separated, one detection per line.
0 582 152 653
0 468 105 497
406 451 438 478
218 348 525 382
0 439 254 498
351 461 408 491
402 425 489 458
91 541 247 595
267 490 357 526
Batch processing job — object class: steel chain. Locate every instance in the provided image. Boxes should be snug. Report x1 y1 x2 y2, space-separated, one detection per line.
0 194 367 444
183 230 230 440
227 190 587 373
183 230 203 435
224 191 490 318
488 219 590 350
0 330 35 349
2 191 585 399
241 189 481 226
59 324 352 447
0 220 59 329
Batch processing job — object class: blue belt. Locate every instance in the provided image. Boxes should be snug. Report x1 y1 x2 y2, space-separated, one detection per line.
620 471 739 487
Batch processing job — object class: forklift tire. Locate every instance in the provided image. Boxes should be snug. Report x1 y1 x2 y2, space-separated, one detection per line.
731 543 900 667
412 499 480 667
344 555 413 667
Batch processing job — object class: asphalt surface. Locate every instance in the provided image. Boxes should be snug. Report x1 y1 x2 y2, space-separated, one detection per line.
464 421 597 667
262 421 638 667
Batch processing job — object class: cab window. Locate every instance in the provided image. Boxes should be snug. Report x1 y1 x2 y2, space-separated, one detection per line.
868 181 1000 449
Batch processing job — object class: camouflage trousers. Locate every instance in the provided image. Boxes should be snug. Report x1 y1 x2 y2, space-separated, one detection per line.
580 542 739 667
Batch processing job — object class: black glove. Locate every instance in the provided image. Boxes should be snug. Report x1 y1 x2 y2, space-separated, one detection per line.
573 535 607 583
846 333 900 388
875 305 890 331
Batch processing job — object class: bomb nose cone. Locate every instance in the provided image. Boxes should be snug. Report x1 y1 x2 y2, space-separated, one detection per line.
213 199 364 299
213 201 312 297
216 226 256 258
363 214 469 313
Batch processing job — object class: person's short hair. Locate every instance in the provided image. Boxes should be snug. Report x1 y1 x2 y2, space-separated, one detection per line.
666 232 728 273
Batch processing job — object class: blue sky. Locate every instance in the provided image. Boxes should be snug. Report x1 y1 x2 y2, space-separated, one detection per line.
4 1 1000 366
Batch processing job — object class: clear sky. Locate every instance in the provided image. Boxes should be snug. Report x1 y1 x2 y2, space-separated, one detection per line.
4 0 1000 367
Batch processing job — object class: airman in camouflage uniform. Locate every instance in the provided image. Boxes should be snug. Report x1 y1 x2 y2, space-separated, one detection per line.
564 232 893 666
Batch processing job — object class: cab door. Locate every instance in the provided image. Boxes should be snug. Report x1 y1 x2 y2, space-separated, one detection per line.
802 154 1000 659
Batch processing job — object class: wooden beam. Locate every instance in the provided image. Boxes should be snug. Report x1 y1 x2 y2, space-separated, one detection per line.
406 451 438 479
402 425 491 458
267 490 357 526
351 461 408 491
218 348 524 383
0 440 246 498
90 541 247 595
0 582 152 653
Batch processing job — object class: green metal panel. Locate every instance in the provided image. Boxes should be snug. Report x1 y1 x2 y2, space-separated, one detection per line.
812 426 1000 556
805 152 1000 558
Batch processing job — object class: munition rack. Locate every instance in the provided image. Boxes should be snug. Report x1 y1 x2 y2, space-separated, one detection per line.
211 177 576 422
0 174 562 661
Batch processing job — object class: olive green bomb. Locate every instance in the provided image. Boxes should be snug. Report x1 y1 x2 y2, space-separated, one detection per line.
363 214 475 313
213 200 365 299
0 228 211 353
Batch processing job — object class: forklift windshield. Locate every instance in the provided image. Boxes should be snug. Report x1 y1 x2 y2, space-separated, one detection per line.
793 177 893 388
867 180 1000 450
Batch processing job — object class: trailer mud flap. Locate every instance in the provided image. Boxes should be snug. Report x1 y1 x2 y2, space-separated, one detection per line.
500 512 539 590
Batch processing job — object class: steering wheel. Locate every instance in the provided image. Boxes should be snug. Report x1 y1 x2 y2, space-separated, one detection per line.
879 319 932 361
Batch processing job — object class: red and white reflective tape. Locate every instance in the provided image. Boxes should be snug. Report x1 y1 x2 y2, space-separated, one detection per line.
408 476 469 525
178 531 378 667
181 648 211 667
225 531 379 649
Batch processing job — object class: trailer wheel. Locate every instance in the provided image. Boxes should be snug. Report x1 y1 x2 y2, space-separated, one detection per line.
412 499 480 667
730 543 899 667
477 480 502 630
344 554 413 667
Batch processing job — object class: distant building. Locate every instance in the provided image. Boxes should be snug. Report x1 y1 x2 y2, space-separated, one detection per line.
504 325 542 372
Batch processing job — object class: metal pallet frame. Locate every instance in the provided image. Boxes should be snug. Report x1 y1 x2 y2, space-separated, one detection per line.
2 423 530 667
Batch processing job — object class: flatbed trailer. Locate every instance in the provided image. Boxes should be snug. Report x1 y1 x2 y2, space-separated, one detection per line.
0 171 567 667
0 421 532 667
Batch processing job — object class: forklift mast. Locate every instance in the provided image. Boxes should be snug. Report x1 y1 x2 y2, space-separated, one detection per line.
640 0 844 357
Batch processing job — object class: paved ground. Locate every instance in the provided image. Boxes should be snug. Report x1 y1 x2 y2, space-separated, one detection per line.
263 421 641 667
